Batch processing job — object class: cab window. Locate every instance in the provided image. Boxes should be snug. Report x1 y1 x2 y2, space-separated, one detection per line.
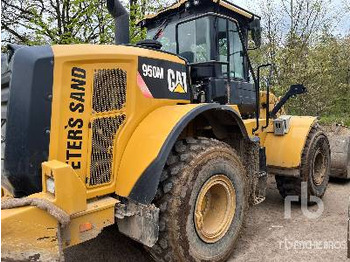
218 18 228 74
229 21 244 79
216 18 245 79
177 17 211 63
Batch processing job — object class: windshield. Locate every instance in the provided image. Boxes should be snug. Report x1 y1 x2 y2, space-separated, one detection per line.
146 17 211 63
147 22 177 54
177 17 211 63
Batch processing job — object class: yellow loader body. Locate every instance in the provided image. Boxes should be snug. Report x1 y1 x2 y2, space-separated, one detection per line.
2 160 117 261
1 43 317 261
2 200 61 261
2 0 339 260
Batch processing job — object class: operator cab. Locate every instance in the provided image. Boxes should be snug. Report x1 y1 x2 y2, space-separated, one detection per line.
140 0 261 117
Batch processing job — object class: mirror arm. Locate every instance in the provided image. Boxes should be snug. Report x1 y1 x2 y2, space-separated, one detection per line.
270 84 307 118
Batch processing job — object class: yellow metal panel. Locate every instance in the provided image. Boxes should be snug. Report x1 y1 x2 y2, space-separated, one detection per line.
116 104 201 197
227 104 241 115
62 197 117 248
52 44 185 64
262 116 316 168
259 91 286 124
242 118 274 139
2 205 61 261
1 195 117 261
42 160 86 214
2 160 117 260
50 45 189 199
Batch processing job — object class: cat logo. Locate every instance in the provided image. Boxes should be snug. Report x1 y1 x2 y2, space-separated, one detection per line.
138 56 190 100
167 68 188 94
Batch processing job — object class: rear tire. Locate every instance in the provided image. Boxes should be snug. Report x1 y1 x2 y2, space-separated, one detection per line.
148 137 248 262
275 124 330 199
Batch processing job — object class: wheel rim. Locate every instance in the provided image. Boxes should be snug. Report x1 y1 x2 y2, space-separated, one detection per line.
194 174 236 243
312 149 326 185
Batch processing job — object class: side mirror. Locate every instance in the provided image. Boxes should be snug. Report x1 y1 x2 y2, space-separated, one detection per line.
289 84 307 95
249 18 262 49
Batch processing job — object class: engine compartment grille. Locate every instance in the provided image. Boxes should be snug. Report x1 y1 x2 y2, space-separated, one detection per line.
89 114 126 186
92 69 127 113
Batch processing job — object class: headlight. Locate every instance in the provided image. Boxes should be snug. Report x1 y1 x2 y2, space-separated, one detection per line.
46 177 55 194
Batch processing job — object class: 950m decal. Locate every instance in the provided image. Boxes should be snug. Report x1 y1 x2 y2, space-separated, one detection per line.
137 57 190 100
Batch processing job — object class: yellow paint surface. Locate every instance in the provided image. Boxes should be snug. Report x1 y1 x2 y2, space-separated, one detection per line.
262 116 316 168
116 104 201 196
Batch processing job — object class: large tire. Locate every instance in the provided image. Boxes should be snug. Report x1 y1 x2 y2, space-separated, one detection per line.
275 124 330 199
148 137 248 262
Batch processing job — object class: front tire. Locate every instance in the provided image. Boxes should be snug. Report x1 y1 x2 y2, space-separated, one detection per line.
148 137 248 262
275 124 330 199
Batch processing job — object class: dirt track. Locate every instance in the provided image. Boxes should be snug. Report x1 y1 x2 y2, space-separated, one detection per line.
65 176 350 262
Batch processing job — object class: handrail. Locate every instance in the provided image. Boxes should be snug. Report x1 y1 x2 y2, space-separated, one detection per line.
252 64 271 133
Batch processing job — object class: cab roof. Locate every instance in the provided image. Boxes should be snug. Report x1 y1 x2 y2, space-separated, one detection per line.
141 0 260 26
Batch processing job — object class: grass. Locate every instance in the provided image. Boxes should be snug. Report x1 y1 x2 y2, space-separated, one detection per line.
318 115 350 127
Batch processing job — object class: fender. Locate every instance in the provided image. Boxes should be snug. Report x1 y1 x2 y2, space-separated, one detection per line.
116 103 248 204
263 116 317 172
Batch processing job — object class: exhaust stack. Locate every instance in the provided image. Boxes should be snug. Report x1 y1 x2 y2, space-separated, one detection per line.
107 0 130 44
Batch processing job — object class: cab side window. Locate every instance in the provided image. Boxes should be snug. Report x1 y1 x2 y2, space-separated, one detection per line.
178 17 211 63
218 18 228 74
216 18 245 80
228 21 244 79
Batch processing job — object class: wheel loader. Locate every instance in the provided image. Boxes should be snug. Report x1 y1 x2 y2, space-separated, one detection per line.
1 0 348 261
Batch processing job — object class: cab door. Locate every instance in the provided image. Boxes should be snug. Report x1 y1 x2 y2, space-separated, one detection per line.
217 18 256 116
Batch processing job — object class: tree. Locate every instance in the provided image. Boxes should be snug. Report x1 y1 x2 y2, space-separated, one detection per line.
1 0 172 46
248 0 350 122
1 0 115 45
128 0 168 44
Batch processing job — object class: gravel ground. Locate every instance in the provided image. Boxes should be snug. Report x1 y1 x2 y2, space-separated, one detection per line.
65 176 350 262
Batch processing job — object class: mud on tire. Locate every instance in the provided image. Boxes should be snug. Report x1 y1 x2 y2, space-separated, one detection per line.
147 137 248 262
275 124 330 199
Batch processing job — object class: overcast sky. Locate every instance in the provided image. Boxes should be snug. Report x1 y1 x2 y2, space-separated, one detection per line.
230 0 349 35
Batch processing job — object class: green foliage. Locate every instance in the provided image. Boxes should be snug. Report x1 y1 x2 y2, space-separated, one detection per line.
287 34 350 117
1 0 115 45
319 115 350 127
273 33 350 118
250 0 350 124
1 0 167 45
129 1 147 44
128 0 165 43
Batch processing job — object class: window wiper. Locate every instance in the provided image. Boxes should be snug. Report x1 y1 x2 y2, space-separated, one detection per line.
153 18 170 40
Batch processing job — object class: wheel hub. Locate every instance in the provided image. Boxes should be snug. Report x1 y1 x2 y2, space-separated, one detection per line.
194 175 236 243
313 149 327 185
